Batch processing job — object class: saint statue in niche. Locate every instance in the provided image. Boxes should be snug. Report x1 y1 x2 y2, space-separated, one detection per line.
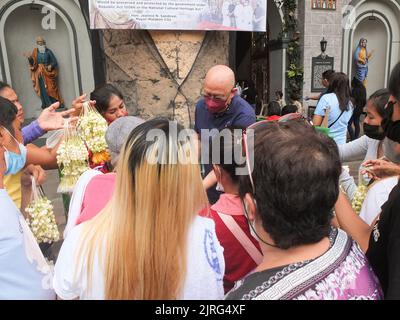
354 38 374 87
27 36 64 109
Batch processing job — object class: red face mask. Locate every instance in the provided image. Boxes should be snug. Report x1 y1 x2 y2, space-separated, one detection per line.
205 96 227 114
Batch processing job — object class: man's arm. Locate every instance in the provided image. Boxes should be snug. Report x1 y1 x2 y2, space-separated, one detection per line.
334 191 373 252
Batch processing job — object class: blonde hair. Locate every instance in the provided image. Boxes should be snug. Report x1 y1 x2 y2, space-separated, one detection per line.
76 119 207 299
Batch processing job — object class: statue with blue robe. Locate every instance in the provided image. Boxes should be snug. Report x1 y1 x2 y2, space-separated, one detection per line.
354 38 374 87
28 37 63 109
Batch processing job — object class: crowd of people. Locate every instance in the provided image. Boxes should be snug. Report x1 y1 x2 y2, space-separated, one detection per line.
1 60 400 300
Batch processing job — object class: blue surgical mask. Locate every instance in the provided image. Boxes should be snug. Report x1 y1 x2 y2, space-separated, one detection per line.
1 128 27 175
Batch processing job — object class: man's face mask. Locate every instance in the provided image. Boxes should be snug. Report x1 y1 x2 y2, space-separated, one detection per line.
382 101 400 143
205 96 228 114
1 127 27 175
383 137 400 164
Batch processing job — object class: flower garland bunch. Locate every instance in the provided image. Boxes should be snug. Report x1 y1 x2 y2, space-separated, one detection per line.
351 172 369 215
77 101 110 165
25 178 60 243
57 121 89 193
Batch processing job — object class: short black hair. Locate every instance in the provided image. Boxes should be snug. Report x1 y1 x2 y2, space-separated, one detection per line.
281 104 298 116
368 88 390 119
0 96 17 135
275 90 283 99
322 70 335 82
267 101 281 116
351 77 367 114
239 121 341 249
0 81 11 94
389 62 400 102
210 128 245 183
90 84 124 114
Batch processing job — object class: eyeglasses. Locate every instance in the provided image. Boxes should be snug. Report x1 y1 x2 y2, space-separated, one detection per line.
201 87 236 101
243 113 311 195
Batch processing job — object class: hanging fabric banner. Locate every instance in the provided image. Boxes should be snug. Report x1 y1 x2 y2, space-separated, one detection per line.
89 0 267 32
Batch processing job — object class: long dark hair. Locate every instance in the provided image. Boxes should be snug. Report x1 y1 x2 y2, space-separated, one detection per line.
90 84 124 114
368 89 390 118
0 96 17 135
389 62 400 102
351 77 367 116
328 72 352 112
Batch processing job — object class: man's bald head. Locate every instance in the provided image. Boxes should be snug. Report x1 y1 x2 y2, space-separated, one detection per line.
202 65 237 114
204 65 235 94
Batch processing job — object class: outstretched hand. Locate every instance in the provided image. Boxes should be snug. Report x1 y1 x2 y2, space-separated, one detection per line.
361 158 400 180
71 94 96 117
37 102 78 132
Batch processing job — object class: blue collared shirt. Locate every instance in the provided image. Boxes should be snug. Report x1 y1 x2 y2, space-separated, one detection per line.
194 95 256 203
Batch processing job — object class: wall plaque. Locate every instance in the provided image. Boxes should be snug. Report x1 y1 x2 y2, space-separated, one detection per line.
311 55 334 92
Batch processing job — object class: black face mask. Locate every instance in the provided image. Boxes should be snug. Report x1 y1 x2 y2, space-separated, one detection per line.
382 101 400 143
363 123 385 140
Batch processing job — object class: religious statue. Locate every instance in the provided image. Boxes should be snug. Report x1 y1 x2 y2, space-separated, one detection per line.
354 38 374 87
27 36 63 109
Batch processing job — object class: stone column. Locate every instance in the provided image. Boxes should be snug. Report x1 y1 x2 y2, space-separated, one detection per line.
299 0 346 102
102 30 229 128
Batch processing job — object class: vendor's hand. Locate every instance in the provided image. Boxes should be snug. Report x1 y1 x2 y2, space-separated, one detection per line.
22 164 46 188
37 102 78 132
361 159 400 180
71 94 96 117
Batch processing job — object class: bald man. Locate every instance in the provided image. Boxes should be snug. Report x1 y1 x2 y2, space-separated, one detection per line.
195 65 255 204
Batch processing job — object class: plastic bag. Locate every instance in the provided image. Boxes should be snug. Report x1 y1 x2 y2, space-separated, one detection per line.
351 171 369 215
46 129 64 149
77 101 110 165
56 119 90 193
25 176 60 244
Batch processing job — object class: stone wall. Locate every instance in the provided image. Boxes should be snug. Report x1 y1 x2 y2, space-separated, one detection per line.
102 30 229 128
299 0 348 101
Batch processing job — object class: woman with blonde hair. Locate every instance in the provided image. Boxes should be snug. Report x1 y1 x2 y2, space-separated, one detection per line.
53 118 225 299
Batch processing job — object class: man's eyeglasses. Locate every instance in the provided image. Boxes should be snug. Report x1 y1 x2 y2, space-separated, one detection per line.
201 87 236 101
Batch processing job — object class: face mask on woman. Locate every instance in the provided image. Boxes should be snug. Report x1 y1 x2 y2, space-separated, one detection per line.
1 127 27 175
382 101 400 143
382 137 400 164
363 123 385 140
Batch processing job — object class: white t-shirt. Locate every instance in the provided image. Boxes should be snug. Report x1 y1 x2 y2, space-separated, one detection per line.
315 93 353 145
359 176 399 225
0 189 55 300
54 216 225 300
